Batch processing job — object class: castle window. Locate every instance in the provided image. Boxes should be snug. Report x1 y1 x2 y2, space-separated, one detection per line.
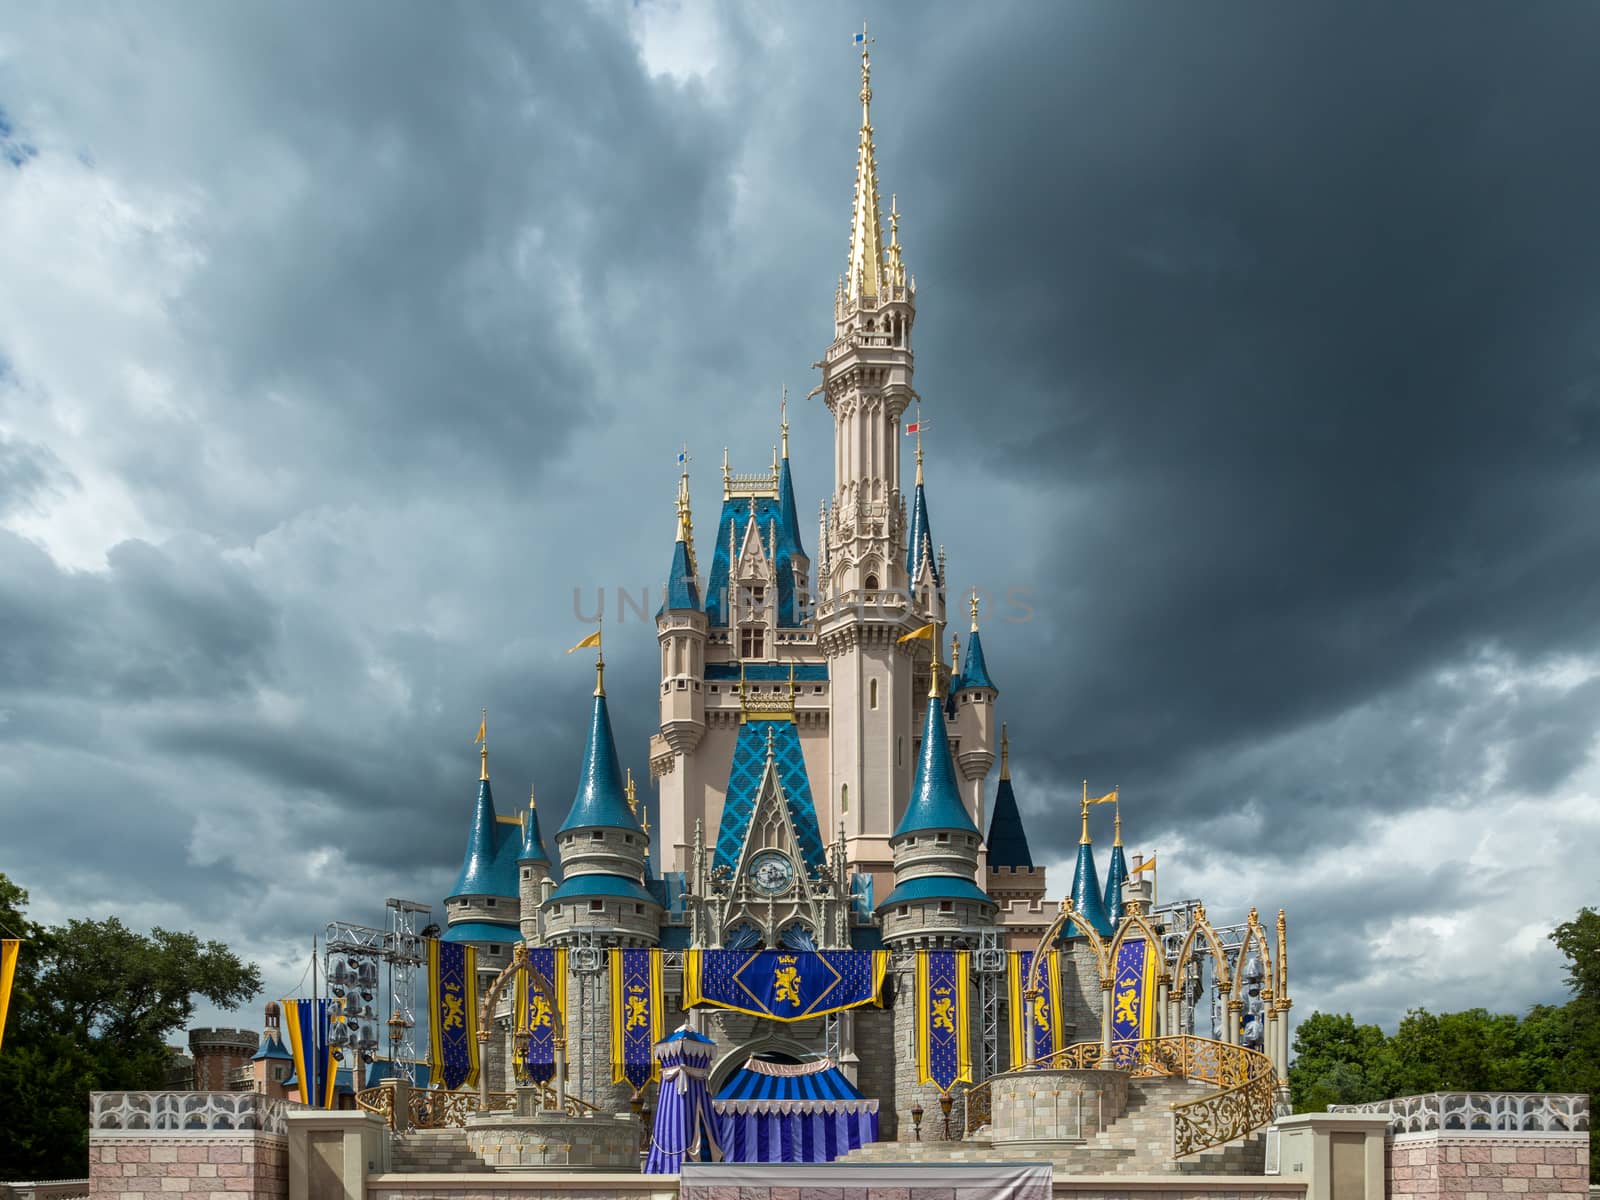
939 901 953 914
522 868 530 880
936 832 949 844
485 898 496 907
898 906 908 917
488 945 500 955
815 685 824 694
869 679 879 709
897 736 904 767
590 900 605 913
634 904 644 914
864 573 879 592
740 627 766 658
591 831 605 841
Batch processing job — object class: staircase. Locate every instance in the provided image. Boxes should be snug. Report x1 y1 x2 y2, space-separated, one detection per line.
387 1128 492 1173
835 1077 1265 1176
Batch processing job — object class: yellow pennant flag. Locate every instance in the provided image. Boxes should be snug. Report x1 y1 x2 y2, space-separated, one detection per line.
0 939 18 1055
897 623 936 643
1087 790 1118 805
567 630 602 653
474 718 486 744
1131 854 1156 874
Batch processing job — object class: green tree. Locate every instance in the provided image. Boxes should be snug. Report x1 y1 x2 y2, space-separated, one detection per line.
1288 1011 1394 1111
0 872 261 1179
1549 907 1600 1008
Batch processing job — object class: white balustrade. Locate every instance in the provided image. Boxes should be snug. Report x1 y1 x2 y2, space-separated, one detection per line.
89 1091 297 1135
1330 1092 1589 1134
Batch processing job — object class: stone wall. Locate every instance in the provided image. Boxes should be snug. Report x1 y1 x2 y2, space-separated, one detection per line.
1058 939 1104 1047
464 1112 641 1170
89 1134 286 1200
1387 1134 1591 1200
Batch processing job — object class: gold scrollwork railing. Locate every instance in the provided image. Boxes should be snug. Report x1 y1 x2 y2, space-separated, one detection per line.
353 1085 394 1127
961 1036 1277 1156
394 1085 598 1129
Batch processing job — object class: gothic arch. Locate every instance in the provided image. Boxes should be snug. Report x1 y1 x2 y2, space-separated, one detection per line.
1104 910 1170 987
1172 905 1233 995
1041 908 1109 987
1228 908 1276 1003
707 1036 817 1094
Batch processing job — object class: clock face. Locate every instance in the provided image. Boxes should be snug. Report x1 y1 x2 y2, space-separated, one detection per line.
749 851 795 896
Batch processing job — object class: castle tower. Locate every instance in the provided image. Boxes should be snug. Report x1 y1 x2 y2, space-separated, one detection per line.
517 785 551 942
949 593 998 843
442 722 523 979
187 1026 257 1091
816 34 928 879
545 652 661 946
1058 791 1117 1046
655 464 708 873
985 726 1050 950
249 1001 293 1097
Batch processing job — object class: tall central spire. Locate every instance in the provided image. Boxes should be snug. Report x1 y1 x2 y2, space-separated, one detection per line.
846 23 885 306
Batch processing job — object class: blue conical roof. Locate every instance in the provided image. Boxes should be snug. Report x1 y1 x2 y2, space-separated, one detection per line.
519 797 549 865
906 480 939 586
778 456 806 560
960 627 996 692
449 777 517 899
558 690 638 834
987 773 1033 869
659 535 700 614
1067 830 1114 938
895 689 978 837
1103 841 1129 925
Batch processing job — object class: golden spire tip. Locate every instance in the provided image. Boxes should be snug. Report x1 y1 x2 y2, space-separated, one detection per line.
1080 780 1091 844
970 588 980 632
479 707 489 780
780 384 789 459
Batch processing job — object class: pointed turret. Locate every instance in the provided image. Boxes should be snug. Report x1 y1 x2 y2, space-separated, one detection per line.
960 596 996 693
777 388 806 560
1067 789 1114 938
986 725 1033 869
558 664 639 835
846 30 886 306
1103 800 1129 926
894 659 978 838
906 443 940 591
546 649 660 947
444 716 520 951
519 787 549 866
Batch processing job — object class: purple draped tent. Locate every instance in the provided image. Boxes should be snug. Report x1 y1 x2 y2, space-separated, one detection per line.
712 1057 879 1164
644 1027 722 1174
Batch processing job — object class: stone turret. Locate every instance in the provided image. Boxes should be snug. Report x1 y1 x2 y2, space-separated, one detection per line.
517 786 551 942
545 656 661 947
950 595 998 840
443 724 522 978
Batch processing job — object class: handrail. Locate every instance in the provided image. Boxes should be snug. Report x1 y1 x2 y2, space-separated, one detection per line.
961 1036 1277 1157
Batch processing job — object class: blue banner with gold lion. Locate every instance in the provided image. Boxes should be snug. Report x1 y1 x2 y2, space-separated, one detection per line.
427 939 479 1091
915 950 972 1092
1110 938 1159 1044
610 948 663 1089
517 947 567 1085
683 949 888 1022
1007 949 1064 1068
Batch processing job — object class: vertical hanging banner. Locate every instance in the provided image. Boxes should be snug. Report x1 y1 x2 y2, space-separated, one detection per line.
914 950 972 1092
0 939 20 1055
1007 950 1064 1067
1110 938 1159 1044
518 947 568 1084
427 939 480 1091
281 998 338 1108
610 948 663 1089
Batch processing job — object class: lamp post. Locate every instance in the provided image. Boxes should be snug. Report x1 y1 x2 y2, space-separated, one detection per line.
939 1091 953 1141
910 1102 924 1142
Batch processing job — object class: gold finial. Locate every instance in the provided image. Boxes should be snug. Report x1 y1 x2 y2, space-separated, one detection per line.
914 398 924 486
970 588 980 632
927 617 944 698
950 632 960 677
765 724 776 757
594 618 606 697
625 767 638 817
1080 780 1091 845
887 193 906 288
677 444 698 583
780 384 789 459
1113 793 1123 848
722 446 730 498
528 784 537 810
845 22 884 305
1000 723 1010 780
478 707 489 780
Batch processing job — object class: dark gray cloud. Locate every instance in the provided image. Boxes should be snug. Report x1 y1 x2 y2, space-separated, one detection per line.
0 1 1595 1031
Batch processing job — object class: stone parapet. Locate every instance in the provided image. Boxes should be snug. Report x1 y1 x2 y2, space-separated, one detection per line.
989 1067 1129 1149
462 1111 641 1171
89 1133 287 1200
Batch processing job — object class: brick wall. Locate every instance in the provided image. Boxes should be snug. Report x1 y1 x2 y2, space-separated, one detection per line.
1387 1134 1591 1200
89 1134 286 1200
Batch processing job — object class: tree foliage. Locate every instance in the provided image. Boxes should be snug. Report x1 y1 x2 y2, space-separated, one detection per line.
1290 906 1599 1179
0 873 262 1179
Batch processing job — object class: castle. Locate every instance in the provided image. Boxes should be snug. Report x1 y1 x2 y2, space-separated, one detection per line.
426 39 1288 1140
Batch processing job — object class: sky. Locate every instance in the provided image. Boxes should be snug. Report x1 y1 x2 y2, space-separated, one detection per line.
1 1 1598 1042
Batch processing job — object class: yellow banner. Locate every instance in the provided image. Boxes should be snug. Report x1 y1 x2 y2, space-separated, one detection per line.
0 940 18 1055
